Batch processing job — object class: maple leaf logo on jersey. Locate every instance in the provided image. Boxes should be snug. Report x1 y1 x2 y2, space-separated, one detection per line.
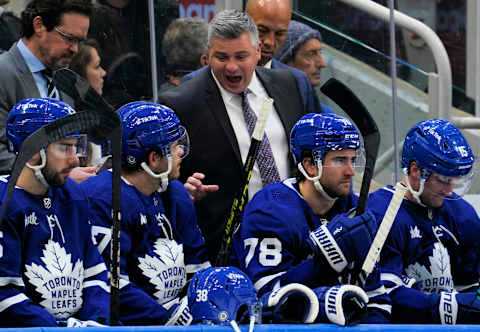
404 242 454 293
138 238 186 305
410 225 422 239
24 240 84 319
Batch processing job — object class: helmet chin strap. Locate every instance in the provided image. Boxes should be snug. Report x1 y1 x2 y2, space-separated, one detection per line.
141 156 172 193
298 162 337 201
26 149 49 188
403 168 426 207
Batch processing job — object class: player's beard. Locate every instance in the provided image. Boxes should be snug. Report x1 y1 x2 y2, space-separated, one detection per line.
323 180 351 198
42 161 77 187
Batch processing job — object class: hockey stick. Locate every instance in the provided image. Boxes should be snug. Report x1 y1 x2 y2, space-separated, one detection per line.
320 78 380 215
0 109 120 225
54 68 122 326
215 98 274 266
361 183 406 275
320 79 406 283
54 68 113 114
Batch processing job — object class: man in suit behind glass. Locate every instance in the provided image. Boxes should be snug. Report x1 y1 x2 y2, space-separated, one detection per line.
158 9 306 261
0 0 93 179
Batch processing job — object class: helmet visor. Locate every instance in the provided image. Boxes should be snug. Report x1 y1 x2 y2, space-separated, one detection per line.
49 135 88 159
314 147 366 172
431 171 474 199
170 127 190 160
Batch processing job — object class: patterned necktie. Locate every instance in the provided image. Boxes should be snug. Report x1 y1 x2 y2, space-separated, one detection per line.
241 89 281 186
41 68 58 99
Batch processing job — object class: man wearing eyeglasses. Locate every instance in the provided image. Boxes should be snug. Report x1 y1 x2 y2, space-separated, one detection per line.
0 0 93 177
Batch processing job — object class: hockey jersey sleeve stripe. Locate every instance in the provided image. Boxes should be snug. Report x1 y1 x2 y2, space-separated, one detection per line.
0 277 24 287
84 262 107 279
186 261 211 274
366 285 388 298
367 303 392 313
84 280 110 293
380 272 404 286
254 271 286 291
0 293 29 312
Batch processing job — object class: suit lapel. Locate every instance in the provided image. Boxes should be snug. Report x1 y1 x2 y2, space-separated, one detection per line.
10 45 41 97
204 69 243 166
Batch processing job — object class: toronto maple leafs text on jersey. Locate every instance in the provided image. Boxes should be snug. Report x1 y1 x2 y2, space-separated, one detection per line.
368 185 480 323
81 171 210 325
232 178 391 323
0 177 110 327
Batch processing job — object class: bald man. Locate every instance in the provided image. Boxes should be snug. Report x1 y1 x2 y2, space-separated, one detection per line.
245 0 291 67
244 0 333 116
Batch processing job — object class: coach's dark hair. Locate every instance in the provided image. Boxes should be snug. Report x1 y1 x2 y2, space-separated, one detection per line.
21 0 93 38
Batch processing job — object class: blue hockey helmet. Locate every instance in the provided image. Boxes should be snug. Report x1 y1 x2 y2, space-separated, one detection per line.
117 101 189 166
402 119 474 178
188 266 261 332
402 119 475 201
290 113 361 164
6 98 77 153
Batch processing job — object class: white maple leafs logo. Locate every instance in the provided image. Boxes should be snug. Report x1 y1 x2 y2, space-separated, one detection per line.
405 242 454 293
25 240 84 319
409 225 422 239
138 238 186 305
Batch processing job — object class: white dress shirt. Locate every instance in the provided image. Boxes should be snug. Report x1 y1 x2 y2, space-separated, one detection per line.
212 70 289 199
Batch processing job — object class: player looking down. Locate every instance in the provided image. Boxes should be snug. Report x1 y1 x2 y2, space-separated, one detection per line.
368 118 480 324
0 98 109 326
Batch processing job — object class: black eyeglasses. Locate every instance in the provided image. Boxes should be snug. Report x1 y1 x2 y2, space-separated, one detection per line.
54 26 86 46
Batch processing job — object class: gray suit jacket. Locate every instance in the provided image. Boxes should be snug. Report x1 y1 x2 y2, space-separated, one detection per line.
0 43 73 173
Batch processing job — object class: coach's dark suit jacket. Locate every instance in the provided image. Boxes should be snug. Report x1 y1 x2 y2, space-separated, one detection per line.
158 66 306 261
0 43 73 173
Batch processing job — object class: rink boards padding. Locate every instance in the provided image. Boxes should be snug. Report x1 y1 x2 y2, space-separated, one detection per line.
3 324 480 332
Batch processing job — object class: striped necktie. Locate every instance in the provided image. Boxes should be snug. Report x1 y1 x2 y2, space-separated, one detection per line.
41 68 58 99
241 89 281 186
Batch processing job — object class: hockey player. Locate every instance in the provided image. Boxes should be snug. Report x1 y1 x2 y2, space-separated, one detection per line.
81 101 210 325
0 98 109 327
367 119 480 324
232 113 391 325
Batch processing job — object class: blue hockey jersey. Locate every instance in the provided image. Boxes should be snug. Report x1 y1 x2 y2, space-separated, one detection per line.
0 176 110 327
368 185 480 323
81 171 210 325
232 178 391 323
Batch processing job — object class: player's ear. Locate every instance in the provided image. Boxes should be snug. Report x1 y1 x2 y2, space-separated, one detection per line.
408 161 420 177
302 156 318 177
147 150 163 167
27 152 42 166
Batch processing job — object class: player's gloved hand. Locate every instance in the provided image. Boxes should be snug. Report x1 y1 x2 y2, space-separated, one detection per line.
65 317 107 327
165 296 193 326
308 210 378 273
260 283 319 323
314 285 368 326
439 291 480 324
